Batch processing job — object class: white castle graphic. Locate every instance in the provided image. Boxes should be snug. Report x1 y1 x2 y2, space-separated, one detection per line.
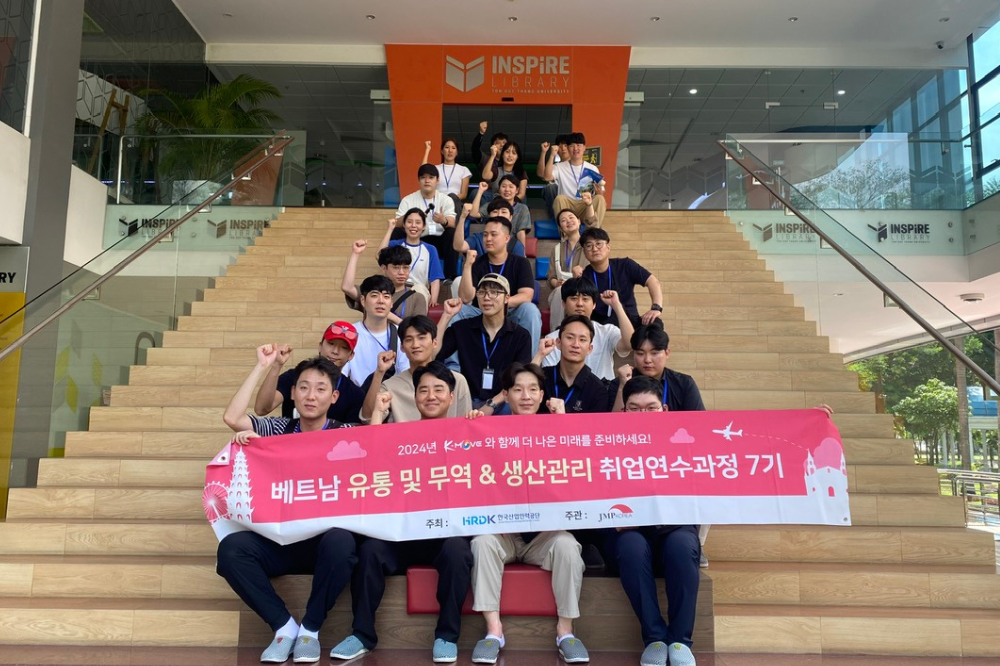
803 437 850 523
203 447 255 525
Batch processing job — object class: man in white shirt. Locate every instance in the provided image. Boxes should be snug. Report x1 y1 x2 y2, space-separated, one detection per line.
395 164 459 277
341 275 410 386
536 277 633 381
543 132 607 227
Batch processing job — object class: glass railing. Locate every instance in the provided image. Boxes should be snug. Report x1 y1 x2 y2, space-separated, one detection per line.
720 134 1000 395
114 130 306 207
0 133 293 510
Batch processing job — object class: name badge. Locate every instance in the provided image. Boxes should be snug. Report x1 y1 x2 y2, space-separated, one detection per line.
482 369 494 391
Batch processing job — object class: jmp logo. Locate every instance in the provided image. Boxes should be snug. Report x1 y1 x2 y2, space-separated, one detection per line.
597 503 634 523
753 223 773 242
445 56 485 92
867 223 888 242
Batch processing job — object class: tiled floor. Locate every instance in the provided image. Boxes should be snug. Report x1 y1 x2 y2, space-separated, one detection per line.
0 648 999 666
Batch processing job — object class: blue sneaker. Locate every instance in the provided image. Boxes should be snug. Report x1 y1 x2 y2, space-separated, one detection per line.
432 638 457 663
668 642 696 666
640 641 667 666
329 635 368 660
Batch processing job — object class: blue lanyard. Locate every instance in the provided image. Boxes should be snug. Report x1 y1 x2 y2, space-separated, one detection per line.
553 367 576 405
662 375 669 406
482 331 501 368
362 322 390 352
405 242 423 272
490 260 507 276
592 267 613 315
442 164 456 189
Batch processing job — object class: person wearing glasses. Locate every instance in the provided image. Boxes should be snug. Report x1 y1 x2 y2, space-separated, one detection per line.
435 274 531 407
606 374 703 666
220 347 358 664
395 163 459 277
532 314 609 414
455 216 542 352
342 240 429 322
580 227 663 330
464 363 590 665
251 321 367 425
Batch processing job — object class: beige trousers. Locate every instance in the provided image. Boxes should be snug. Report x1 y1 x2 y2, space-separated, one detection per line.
553 194 606 227
470 531 584 618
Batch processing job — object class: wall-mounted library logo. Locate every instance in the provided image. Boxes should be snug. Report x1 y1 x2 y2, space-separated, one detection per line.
445 56 485 93
868 222 930 244
753 222 815 244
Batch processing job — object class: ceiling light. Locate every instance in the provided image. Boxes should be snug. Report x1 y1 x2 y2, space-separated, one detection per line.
365 14 376 20
650 16 660 21
508 16 518 21
788 16 799 22
960 293 985 302
939 17 950 22
222 12 233 17
689 88 698 94
837 89 846 95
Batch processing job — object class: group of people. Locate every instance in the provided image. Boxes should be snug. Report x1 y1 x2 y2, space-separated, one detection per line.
217 126 708 666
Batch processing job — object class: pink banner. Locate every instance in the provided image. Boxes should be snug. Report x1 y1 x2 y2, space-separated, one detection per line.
204 410 850 545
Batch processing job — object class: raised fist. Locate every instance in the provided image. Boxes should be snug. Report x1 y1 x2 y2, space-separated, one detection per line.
599 290 620 308
617 364 633 384
465 249 478 264
581 191 593 206
376 350 396 373
352 239 368 254
257 344 278 367
537 337 558 358
443 298 463 317
546 398 566 414
479 180 490 191
571 265 584 278
541 141 550 153
424 140 432 149
275 344 293 366
375 391 393 413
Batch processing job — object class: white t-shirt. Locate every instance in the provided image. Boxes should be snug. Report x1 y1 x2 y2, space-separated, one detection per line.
540 321 624 381
342 320 410 386
436 163 472 196
552 161 601 200
396 191 456 237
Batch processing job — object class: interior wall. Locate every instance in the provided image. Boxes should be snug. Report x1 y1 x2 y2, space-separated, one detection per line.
0 120 29 244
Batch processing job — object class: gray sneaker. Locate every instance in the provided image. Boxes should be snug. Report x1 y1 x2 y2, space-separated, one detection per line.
432 638 457 663
471 637 503 664
292 635 321 663
668 642 696 666
699 552 709 568
260 635 295 663
329 635 369 660
558 636 590 663
640 641 668 666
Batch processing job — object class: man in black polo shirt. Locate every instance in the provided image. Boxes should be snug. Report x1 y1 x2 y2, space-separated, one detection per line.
607 320 705 414
436 274 531 406
252 322 366 425
533 314 608 414
454 216 541 351
580 227 663 330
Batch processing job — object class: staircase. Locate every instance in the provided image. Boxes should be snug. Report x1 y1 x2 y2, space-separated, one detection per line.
1 208 997 656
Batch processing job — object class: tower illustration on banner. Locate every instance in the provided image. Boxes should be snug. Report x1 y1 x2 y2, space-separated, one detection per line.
228 447 255 524
804 437 850 522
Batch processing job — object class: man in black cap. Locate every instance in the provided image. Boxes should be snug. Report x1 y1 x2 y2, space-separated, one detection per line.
394 163 459 277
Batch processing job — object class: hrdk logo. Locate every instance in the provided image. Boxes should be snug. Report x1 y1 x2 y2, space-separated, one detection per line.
445 56 485 92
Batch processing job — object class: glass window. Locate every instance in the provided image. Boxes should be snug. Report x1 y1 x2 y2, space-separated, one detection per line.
0 0 36 132
981 119 1000 171
973 22 1000 82
891 99 914 133
978 75 1000 125
916 79 939 126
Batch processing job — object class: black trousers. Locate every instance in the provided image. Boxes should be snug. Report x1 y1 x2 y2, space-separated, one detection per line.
216 528 357 632
351 536 473 649
603 525 701 647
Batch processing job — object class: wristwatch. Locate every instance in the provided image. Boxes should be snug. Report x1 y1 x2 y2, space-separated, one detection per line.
650 304 663 312
485 398 498 411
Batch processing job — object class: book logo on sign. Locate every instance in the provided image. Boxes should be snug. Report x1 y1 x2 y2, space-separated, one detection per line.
445 56 485 92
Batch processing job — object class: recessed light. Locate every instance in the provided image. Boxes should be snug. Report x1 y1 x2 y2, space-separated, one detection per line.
508 16 518 21
650 16 660 21
689 88 698 94
837 89 846 95
788 16 799 22
939 17 950 22
222 12 233 17
365 14 376 20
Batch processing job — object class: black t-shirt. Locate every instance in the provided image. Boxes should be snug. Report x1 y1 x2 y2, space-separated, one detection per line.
542 363 609 414
470 254 534 309
437 317 531 401
606 367 706 413
276 367 365 424
583 258 652 327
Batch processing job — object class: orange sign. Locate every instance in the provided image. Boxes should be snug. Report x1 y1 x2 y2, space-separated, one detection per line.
386 45 631 197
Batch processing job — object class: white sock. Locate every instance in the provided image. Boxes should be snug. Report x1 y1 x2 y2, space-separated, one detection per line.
297 625 319 640
484 633 505 648
557 633 575 646
276 616 298 640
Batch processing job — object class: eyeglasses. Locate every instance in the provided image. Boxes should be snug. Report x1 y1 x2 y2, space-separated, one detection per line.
476 289 505 300
582 241 608 251
325 325 358 340
624 405 665 413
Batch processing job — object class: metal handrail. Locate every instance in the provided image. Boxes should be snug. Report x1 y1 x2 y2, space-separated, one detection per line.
718 138 1000 397
0 132 295 364
939 469 1000 526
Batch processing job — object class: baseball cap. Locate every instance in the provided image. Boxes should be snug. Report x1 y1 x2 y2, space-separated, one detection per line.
322 321 359 350
417 163 438 179
477 273 510 295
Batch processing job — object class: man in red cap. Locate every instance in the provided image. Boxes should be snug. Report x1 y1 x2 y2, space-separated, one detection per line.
251 321 366 425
